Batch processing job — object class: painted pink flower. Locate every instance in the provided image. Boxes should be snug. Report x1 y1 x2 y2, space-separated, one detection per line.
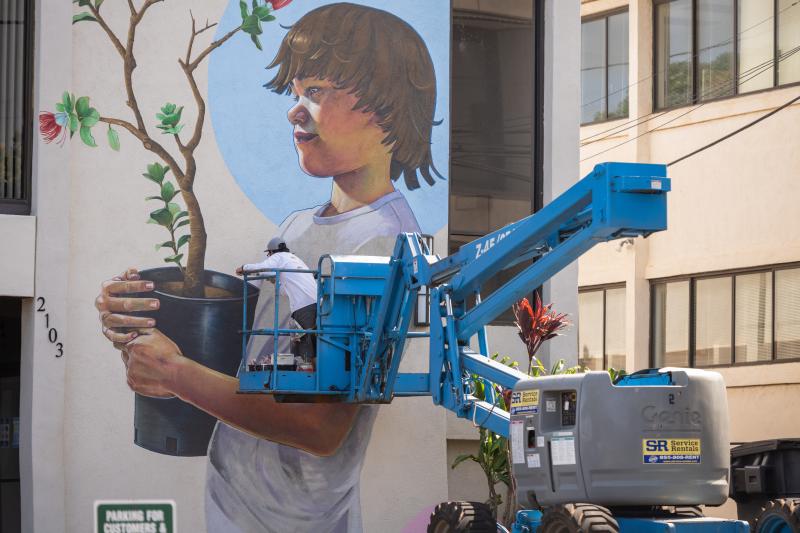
268 0 293 10
39 111 67 145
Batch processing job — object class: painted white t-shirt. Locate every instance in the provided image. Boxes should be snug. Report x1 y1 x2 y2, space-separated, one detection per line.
243 252 316 313
205 190 421 533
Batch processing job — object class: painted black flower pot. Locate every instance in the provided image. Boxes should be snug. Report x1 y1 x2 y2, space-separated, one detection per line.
133 267 259 456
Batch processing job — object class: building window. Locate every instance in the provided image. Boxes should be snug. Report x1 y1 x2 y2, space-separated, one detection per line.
578 286 626 370
581 10 629 124
0 0 33 215
651 264 800 367
654 0 800 110
450 3 537 324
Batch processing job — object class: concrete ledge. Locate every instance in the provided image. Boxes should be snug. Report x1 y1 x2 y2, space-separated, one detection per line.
0 215 36 297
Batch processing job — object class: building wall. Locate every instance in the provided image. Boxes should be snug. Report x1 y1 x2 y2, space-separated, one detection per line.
2 0 583 529
579 0 800 518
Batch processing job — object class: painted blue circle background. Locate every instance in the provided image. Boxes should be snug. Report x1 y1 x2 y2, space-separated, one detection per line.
209 0 449 234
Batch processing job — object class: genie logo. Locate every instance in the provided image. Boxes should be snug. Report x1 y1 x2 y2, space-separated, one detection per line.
474 230 513 259
641 406 701 427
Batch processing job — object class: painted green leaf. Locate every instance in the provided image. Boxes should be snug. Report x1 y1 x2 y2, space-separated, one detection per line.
241 14 262 35
166 202 182 217
154 241 174 251
62 92 73 113
150 207 173 227
156 124 184 135
252 5 268 19
75 96 90 117
146 217 159 225
262 14 275 22
142 174 160 185
163 106 183 126
81 108 100 128
94 0 104 8
160 181 177 202
250 34 262 51
177 234 191 249
55 103 65 113
252 0 258 10
175 219 190 230
173 210 189 221
164 253 184 264
73 0 92 5
107 125 120 151
79 125 97 147
73 12 97 24
239 0 248 19
68 114 79 134
146 162 167 181
144 196 162 201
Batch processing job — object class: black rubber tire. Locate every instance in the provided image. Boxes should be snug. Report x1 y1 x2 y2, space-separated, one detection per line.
427 501 497 533
672 506 704 518
540 503 620 533
754 498 800 533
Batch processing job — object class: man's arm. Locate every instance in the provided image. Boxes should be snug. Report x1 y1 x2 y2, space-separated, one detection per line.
122 328 359 456
98 270 358 456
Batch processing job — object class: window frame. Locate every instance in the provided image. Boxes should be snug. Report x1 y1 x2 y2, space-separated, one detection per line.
578 282 626 370
0 0 34 216
580 7 630 126
649 262 800 368
653 0 800 112
448 2 544 326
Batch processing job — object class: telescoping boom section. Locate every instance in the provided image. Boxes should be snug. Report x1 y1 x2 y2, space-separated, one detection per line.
239 162 670 436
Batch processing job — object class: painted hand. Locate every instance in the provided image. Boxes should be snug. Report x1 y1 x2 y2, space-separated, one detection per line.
95 268 160 347
121 328 183 399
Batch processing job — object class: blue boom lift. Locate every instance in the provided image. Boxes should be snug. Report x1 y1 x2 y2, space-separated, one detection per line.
240 162 752 532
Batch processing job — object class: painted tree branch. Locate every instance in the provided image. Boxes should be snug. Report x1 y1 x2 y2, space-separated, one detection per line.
87 4 126 58
100 117 185 180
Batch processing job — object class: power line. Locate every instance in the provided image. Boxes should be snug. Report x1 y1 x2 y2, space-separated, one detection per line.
579 0 799 110
580 50 784 147
579 45 800 162
667 91 800 167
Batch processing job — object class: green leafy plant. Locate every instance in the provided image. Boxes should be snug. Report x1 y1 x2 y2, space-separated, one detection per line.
155 103 184 136
42 0 291 296
452 354 518 523
144 163 190 272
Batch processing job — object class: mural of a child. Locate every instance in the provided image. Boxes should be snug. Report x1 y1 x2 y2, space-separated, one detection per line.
96 3 444 532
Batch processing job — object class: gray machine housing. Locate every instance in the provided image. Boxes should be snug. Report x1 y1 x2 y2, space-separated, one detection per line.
510 368 730 508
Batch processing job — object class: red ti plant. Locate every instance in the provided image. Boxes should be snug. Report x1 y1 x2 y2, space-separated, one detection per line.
512 293 570 375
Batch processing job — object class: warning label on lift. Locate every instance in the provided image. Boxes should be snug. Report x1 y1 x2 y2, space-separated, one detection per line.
510 390 540 415
642 438 701 464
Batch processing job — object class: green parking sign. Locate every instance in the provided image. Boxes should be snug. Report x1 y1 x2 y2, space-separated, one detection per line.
95 501 175 533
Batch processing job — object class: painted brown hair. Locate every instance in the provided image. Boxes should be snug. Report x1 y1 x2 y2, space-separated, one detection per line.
265 2 443 190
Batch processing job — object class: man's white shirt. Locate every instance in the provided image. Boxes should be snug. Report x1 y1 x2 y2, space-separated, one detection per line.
243 252 316 313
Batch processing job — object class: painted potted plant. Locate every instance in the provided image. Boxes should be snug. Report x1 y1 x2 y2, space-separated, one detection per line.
40 0 292 456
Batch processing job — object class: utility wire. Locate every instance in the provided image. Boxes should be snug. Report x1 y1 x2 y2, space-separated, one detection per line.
579 0 799 111
581 44 800 147
580 45 800 163
667 91 800 167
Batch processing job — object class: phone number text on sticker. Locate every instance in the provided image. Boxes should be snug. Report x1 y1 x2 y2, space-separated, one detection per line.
642 438 701 464
510 390 540 415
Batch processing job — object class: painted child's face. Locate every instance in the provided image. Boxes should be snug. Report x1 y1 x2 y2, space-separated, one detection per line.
287 78 390 178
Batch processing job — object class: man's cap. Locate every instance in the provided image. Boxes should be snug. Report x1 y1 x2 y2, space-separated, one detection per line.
265 236 288 253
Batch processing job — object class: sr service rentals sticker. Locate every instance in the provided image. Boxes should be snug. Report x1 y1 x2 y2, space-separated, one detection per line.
643 438 701 464
510 390 540 415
